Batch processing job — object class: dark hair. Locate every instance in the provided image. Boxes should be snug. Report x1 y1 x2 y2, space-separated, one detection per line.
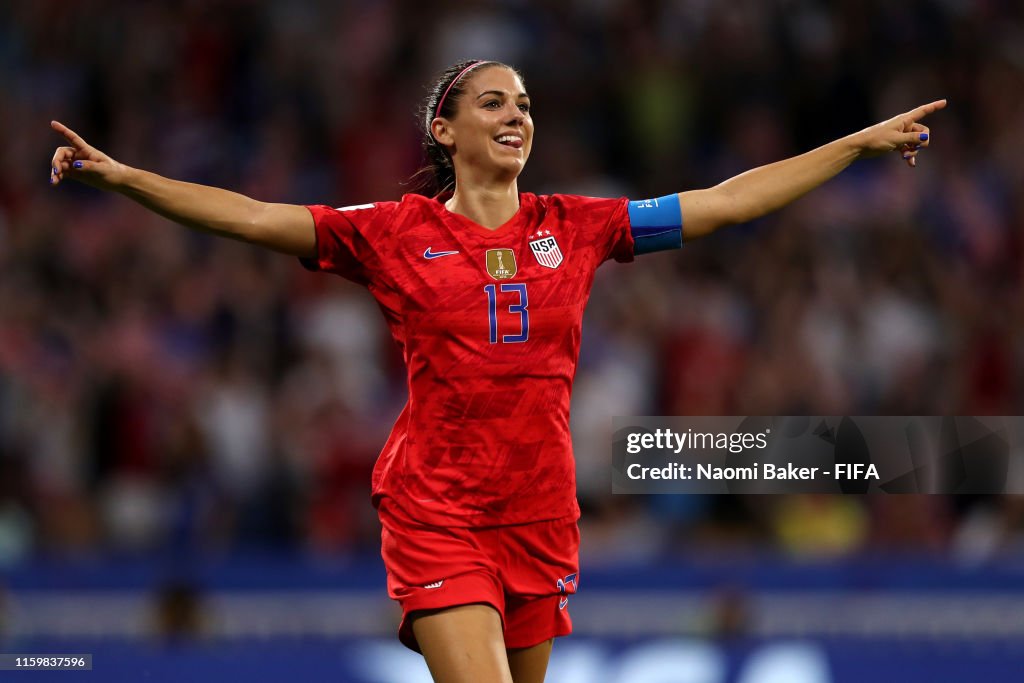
408 59 524 196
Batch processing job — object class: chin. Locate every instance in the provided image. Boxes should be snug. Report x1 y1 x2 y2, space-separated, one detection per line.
499 152 528 172
487 159 525 181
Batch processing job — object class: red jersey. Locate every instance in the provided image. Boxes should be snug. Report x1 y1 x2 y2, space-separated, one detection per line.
302 192 634 527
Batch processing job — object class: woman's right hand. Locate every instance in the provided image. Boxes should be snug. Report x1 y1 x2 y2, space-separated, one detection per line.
49 120 129 190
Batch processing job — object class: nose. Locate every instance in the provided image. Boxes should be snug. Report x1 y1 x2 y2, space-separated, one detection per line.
505 103 525 125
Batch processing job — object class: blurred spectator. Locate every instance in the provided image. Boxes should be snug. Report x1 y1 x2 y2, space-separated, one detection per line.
152 580 206 644
771 494 868 558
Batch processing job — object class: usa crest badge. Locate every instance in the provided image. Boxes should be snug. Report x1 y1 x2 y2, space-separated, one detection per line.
528 230 563 269
485 248 517 280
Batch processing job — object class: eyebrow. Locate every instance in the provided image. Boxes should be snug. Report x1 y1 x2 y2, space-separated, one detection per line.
475 90 530 100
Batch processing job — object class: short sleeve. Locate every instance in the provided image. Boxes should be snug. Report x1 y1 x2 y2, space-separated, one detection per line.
299 202 394 285
545 195 634 264
605 199 635 263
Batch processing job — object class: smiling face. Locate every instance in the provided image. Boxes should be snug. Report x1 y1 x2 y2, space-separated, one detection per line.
431 66 534 186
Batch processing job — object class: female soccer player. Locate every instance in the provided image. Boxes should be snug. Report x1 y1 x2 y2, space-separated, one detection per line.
49 59 944 683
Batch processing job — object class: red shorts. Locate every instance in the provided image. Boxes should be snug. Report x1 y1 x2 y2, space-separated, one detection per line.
379 502 580 652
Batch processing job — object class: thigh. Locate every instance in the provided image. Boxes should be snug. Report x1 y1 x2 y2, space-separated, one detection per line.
412 603 514 683
507 638 553 683
380 509 506 652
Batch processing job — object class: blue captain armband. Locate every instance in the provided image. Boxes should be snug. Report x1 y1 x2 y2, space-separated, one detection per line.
627 194 683 254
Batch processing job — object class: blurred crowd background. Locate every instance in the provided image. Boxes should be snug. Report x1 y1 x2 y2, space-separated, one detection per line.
1 0 1023 579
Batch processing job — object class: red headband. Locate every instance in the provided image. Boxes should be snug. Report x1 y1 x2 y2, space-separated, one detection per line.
434 61 485 119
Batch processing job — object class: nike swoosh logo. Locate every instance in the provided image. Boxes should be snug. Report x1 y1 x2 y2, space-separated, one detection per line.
423 248 460 259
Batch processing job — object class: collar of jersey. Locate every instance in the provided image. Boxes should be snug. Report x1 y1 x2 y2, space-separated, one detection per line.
433 192 534 239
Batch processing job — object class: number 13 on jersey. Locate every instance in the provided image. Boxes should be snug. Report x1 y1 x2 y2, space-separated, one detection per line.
485 283 529 344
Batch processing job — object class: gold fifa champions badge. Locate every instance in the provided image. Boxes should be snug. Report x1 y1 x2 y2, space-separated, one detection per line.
485 248 517 280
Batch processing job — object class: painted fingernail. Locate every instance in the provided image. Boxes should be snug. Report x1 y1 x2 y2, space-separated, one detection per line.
903 154 911 159
919 133 929 141
49 175 56 184
73 160 83 169
52 166 57 175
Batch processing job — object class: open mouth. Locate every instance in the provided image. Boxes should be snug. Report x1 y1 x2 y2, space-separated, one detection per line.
494 134 524 149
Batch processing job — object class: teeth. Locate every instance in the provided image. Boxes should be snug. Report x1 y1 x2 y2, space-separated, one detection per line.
496 135 521 144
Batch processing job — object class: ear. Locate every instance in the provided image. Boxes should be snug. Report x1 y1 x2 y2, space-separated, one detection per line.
431 117 455 147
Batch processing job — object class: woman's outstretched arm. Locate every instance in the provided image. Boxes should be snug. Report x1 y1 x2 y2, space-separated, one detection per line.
677 99 947 240
49 120 316 257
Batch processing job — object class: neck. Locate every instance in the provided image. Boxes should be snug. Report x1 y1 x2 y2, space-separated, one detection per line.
445 180 520 230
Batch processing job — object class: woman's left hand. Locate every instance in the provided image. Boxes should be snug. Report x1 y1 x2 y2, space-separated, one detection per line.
855 99 947 167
